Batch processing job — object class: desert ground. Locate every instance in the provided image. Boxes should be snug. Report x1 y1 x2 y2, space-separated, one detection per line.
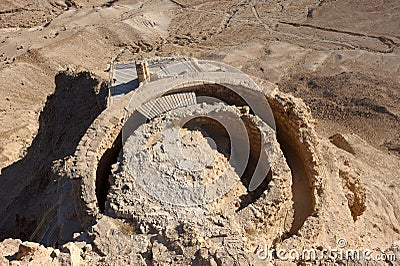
0 0 399 265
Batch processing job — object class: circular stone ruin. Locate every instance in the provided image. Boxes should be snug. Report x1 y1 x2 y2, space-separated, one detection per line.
61 57 325 264
107 101 289 233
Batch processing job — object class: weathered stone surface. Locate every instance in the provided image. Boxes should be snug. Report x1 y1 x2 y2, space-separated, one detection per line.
0 238 21 259
89 216 149 258
0 238 100 266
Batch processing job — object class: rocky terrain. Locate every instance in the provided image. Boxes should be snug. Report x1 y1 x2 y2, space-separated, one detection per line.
0 0 399 265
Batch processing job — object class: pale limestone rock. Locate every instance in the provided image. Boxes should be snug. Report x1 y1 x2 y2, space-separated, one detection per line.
61 243 81 266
